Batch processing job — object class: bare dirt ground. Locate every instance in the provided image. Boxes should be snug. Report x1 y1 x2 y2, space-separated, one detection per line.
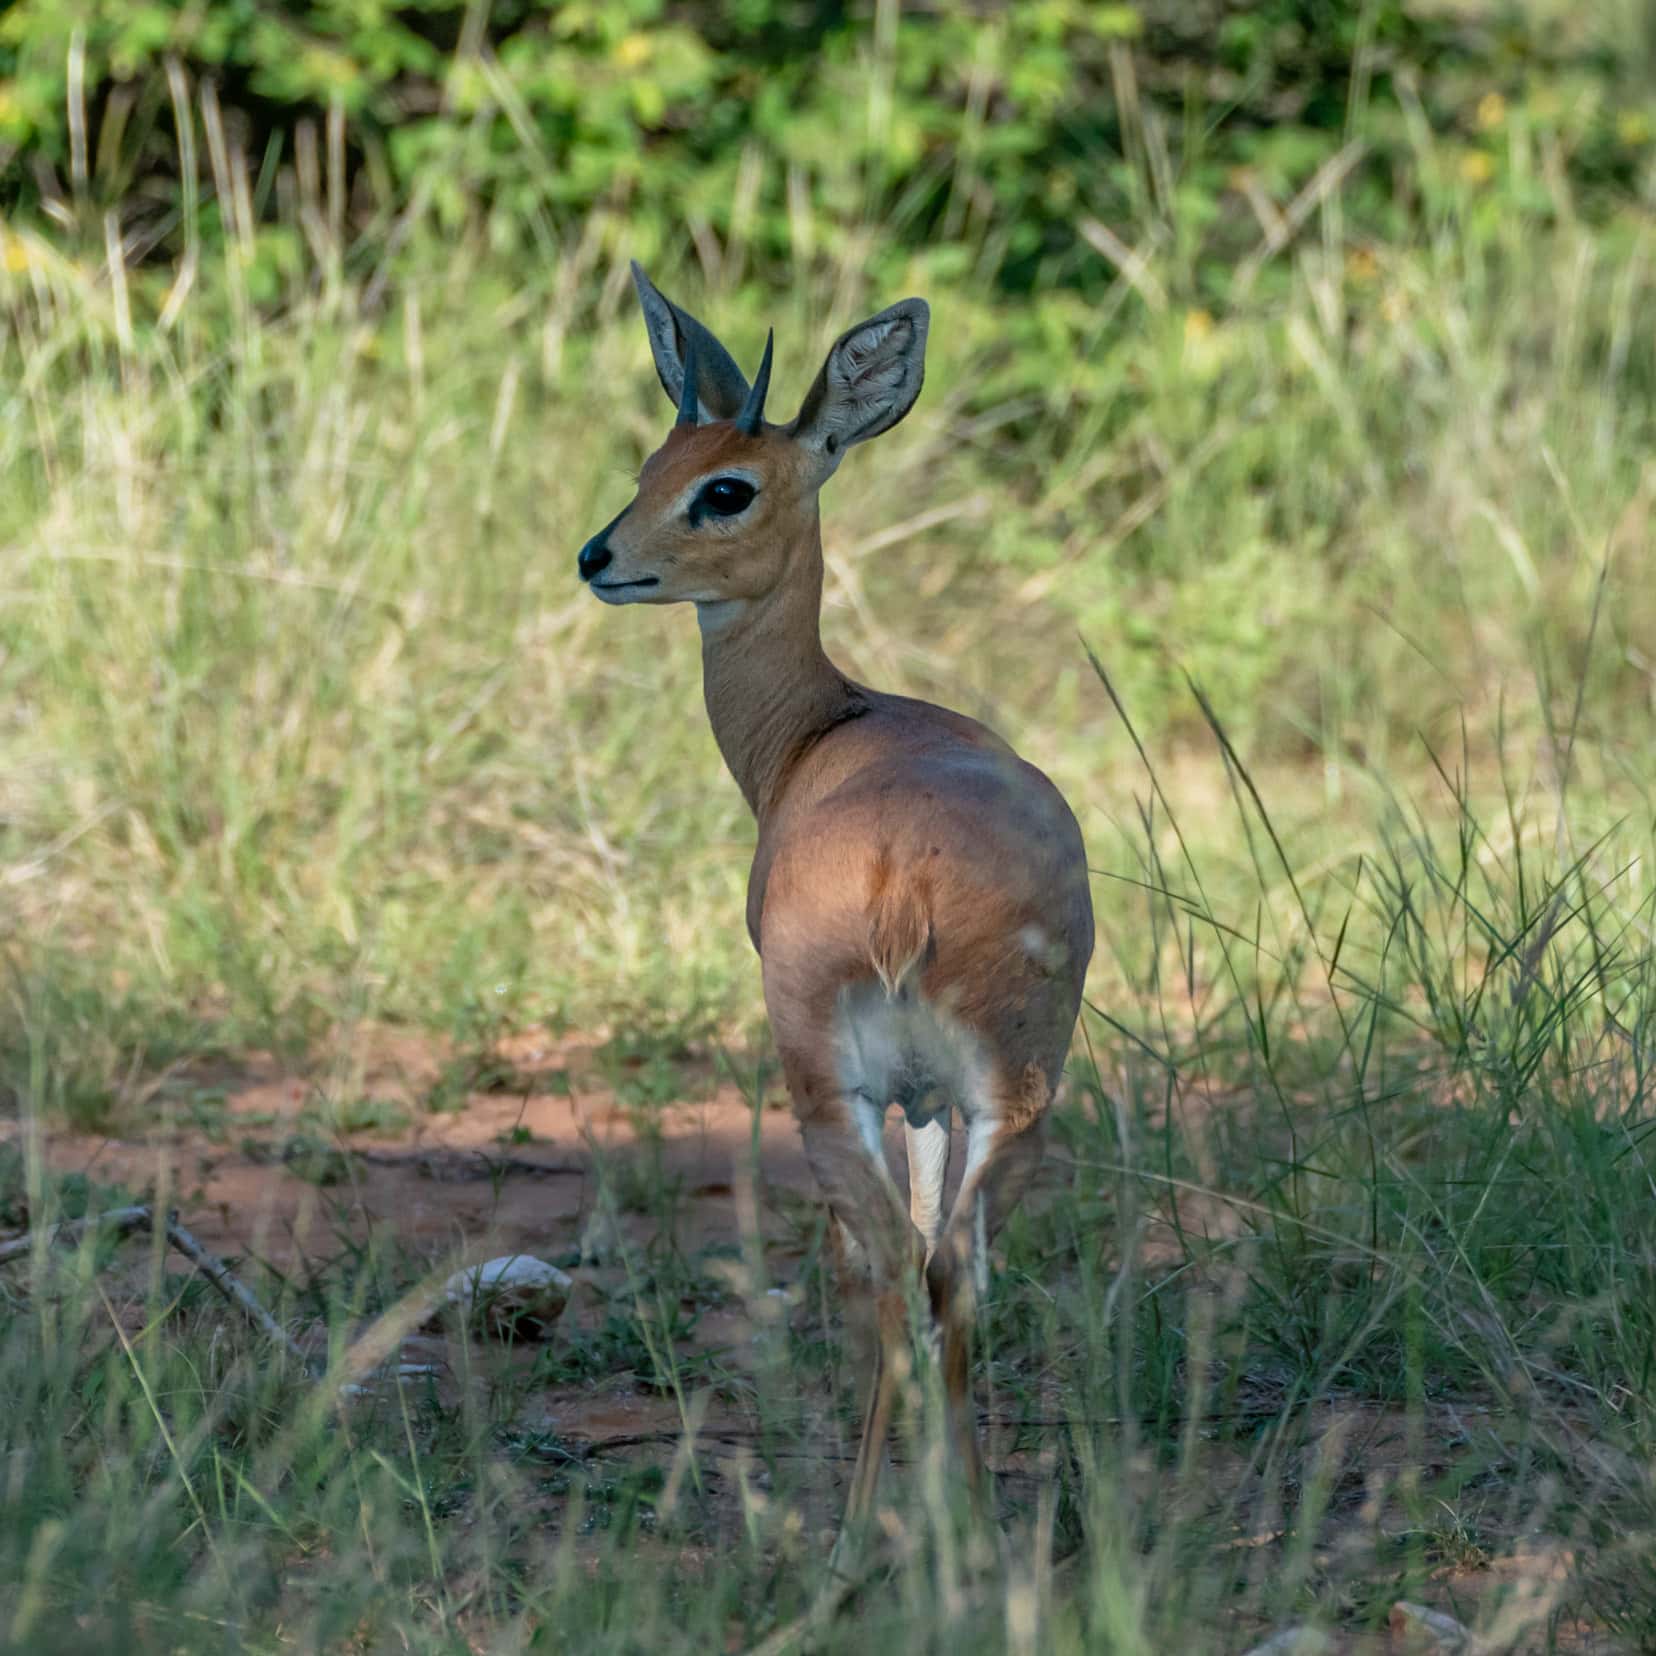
1 1031 1627 1652
9 1030 808 1260
4 1031 935 1527
3 1030 822 1425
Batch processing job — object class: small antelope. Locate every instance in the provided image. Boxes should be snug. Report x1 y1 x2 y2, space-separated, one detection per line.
578 266 1093 1546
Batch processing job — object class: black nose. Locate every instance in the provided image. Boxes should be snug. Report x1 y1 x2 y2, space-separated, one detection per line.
577 534 613 582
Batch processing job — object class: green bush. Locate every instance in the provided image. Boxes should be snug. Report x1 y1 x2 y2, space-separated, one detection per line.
2 0 1652 299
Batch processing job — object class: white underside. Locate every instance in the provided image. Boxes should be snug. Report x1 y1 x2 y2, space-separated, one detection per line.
834 979 1001 1251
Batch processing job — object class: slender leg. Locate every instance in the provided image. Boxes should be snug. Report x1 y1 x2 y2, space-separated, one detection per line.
825 1211 875 1377
927 1238 985 1496
798 1100 922 1561
843 1279 908 1523
928 1077 1052 1513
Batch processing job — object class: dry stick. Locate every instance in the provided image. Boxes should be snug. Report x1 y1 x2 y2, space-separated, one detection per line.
0 1203 154 1264
568 1430 1057 1481
0 1204 315 1375
353 1147 585 1180
163 1217 317 1375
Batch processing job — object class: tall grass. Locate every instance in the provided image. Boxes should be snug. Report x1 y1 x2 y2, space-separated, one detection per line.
1 34 1654 1654
0 702 1650 1649
3 82 1651 1113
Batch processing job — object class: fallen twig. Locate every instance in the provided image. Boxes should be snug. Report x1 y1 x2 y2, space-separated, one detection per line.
163 1216 316 1374
0 1204 316 1374
354 1148 585 1181
0 1204 154 1263
563 1429 1054 1480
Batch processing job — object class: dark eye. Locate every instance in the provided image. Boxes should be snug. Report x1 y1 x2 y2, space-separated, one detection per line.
695 477 757 519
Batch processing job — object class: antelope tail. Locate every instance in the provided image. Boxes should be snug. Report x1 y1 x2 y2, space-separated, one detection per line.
865 854 934 998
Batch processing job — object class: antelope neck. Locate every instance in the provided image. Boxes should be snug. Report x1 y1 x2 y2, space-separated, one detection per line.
696 512 862 821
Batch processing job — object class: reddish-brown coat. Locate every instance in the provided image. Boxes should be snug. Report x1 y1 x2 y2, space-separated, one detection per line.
582 277 1094 1552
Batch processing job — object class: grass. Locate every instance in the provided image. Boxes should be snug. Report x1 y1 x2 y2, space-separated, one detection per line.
2 32 1656 1656
1 750 1651 1650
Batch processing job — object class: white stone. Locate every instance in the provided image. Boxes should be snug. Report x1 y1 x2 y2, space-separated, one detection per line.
439 1255 572 1340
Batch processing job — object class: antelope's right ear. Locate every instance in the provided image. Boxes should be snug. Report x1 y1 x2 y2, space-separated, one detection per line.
789 298 929 475
631 262 752 423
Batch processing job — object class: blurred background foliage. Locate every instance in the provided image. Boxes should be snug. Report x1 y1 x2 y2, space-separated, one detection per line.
3 0 1655 292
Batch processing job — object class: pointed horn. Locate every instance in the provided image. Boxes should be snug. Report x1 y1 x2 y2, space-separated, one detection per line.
676 328 700 426
736 329 774 435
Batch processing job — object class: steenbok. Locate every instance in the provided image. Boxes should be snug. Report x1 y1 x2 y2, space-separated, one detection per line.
578 266 1093 1554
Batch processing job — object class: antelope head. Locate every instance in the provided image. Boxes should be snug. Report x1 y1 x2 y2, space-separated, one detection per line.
577 264 929 610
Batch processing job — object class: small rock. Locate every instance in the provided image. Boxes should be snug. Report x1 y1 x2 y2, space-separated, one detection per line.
437 1255 572 1340
1389 1601 1470 1652
1241 1628 1331 1656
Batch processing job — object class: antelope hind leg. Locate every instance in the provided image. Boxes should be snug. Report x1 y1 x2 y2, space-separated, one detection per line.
799 1109 924 1573
928 1106 1050 1528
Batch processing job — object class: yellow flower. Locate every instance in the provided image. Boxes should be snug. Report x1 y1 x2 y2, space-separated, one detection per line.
1 234 27 274
1618 110 1652 147
301 46 355 89
1345 247 1379 284
1459 151 1495 185
1476 91 1507 131
614 33 651 69
1182 309 1226 381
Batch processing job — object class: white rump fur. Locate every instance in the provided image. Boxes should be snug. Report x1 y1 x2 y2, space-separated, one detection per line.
834 977 995 1258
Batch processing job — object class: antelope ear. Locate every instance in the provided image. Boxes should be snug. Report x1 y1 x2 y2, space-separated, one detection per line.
789 298 929 473
631 262 751 423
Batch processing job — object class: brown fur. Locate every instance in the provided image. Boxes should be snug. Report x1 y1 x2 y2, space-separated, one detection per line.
583 286 1093 1553
865 849 933 996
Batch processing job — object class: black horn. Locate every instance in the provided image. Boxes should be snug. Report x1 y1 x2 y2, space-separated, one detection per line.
735 330 774 435
676 329 700 426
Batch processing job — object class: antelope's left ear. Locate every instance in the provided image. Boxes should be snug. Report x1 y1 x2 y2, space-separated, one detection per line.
788 298 929 474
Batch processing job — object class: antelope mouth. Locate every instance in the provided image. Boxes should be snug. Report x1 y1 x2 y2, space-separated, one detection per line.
590 577 660 596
